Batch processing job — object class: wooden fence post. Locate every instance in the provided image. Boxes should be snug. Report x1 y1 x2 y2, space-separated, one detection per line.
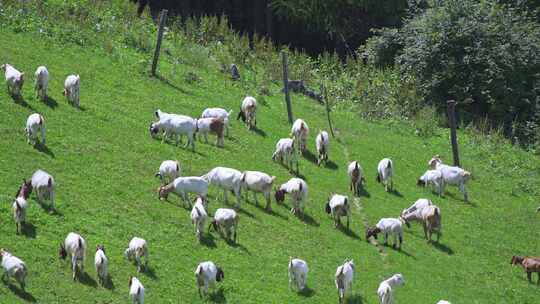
447 100 460 167
281 51 294 124
322 84 335 137
151 9 168 76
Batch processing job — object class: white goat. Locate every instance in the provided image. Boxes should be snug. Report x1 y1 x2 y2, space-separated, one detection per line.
0 249 27 290
272 138 298 172
129 276 145 304
195 261 224 298
1 63 24 97
191 196 208 241
377 273 405 304
210 208 238 243
196 117 225 147
63 74 80 108
158 176 209 207
31 169 55 209
291 118 309 153
94 245 109 286
240 171 276 211
418 169 444 196
366 218 408 249
377 158 394 192
155 160 181 185
25 113 46 146
12 198 28 235
125 237 149 273
288 257 308 291
150 114 197 150
34 66 48 101
325 194 351 228
335 259 355 304
437 301 451 304
202 167 243 208
401 198 433 218
401 204 442 242
201 107 232 136
348 161 365 196
275 178 308 216
315 130 330 165
428 155 471 202
59 232 87 281
237 96 257 129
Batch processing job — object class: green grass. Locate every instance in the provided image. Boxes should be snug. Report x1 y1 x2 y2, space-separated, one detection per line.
1 11 540 304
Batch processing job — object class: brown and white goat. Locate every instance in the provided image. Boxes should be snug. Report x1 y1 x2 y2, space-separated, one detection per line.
511 256 540 284
401 204 441 242
196 117 225 147
348 161 365 196
12 179 32 234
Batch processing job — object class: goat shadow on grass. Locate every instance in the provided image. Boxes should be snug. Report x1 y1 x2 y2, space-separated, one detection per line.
5 283 36 302
323 160 338 170
298 286 315 297
14 96 35 111
235 206 256 219
392 247 416 259
200 233 217 248
356 186 371 198
444 191 476 207
43 95 58 108
78 272 98 288
155 74 191 95
22 222 37 238
298 212 319 227
34 142 55 158
224 239 250 255
103 275 115 290
142 265 158 280
388 188 403 198
302 149 318 165
251 203 288 220
345 294 364 304
150 137 206 157
250 126 267 137
432 241 454 255
337 224 360 240
38 203 62 216
208 287 226 303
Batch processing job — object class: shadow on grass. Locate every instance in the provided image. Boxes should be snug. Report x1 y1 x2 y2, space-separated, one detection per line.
78 272 98 288
388 188 403 198
346 294 364 304
39 203 62 216
302 149 318 165
224 238 250 255
208 287 226 303
22 222 37 238
337 224 360 240
252 203 288 220
324 160 338 170
43 95 58 108
103 274 115 290
5 283 36 302
432 241 454 255
150 136 206 156
298 286 315 297
298 212 319 227
143 265 158 280
250 126 266 137
235 206 256 219
444 191 476 207
356 186 370 198
34 142 55 158
14 96 35 111
200 233 217 248
156 74 191 94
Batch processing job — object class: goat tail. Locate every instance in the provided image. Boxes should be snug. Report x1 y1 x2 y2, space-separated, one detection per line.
195 264 203 275
387 160 392 169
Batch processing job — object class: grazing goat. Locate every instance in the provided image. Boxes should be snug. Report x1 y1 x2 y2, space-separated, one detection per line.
288 257 308 292
291 119 309 153
417 169 444 196
428 155 471 202
150 114 197 150
237 96 257 129
34 66 48 101
95 245 109 286
0 249 27 290
401 198 433 220
275 178 308 216
125 237 149 272
348 161 365 196
376 158 394 192
63 74 80 108
366 218 408 249
196 117 225 147
272 138 298 173
201 107 232 136
325 194 351 228
12 179 32 234
377 273 405 304
1 63 24 97
155 160 180 185
158 176 209 207
240 171 276 211
59 232 87 281
315 130 329 166
31 169 55 210
191 196 208 241
195 261 224 298
401 199 441 242
25 113 46 146
335 259 355 304
202 167 243 208
511 256 540 284
437 301 451 304
209 208 238 243
129 276 145 304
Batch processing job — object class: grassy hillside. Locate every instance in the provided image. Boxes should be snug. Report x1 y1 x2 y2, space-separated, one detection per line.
1 3 540 304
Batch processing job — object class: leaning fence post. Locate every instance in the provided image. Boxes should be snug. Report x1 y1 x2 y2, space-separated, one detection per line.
281 51 293 124
151 9 168 76
447 100 460 167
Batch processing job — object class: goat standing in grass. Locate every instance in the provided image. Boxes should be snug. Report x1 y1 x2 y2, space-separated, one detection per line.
428 155 471 202
377 273 405 304
1 63 24 98
237 96 257 129
511 256 540 284
1 249 27 290
376 158 394 192
315 130 329 166
348 161 365 196
59 232 87 281
12 179 32 234
288 257 308 292
34 66 48 101
335 259 355 304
